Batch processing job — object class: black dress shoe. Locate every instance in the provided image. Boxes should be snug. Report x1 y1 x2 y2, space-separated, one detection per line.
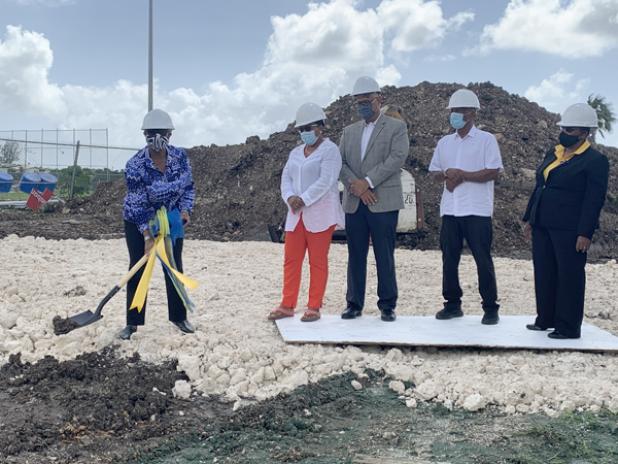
380 310 396 322
526 324 548 331
118 325 137 340
341 307 362 319
435 308 464 320
481 311 499 325
173 320 195 334
548 330 580 340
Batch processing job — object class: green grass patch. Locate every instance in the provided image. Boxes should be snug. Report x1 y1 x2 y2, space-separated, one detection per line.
0 191 29 201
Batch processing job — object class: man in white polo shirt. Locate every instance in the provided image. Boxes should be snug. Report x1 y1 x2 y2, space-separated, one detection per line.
429 88 503 325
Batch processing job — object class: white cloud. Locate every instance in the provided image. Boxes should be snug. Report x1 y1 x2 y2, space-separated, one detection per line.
0 26 66 117
0 0 473 166
375 64 402 85
377 0 474 53
423 53 456 62
472 0 618 57
524 70 590 112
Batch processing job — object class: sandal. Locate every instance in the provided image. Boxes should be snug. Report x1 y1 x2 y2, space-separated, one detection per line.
301 309 321 322
268 306 294 321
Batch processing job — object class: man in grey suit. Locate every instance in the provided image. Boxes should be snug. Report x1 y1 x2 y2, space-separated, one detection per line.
339 76 410 322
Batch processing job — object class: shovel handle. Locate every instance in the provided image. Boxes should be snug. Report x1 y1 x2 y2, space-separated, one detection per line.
91 254 151 320
117 253 150 288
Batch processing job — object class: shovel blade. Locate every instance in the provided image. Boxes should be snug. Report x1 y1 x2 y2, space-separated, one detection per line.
69 310 102 327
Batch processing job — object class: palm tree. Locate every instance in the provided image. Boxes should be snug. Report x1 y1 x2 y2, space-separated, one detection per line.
587 94 616 140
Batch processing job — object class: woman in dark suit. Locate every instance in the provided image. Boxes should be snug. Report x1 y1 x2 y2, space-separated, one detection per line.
523 103 609 339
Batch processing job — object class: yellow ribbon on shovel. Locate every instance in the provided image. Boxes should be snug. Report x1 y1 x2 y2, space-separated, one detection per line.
130 207 198 312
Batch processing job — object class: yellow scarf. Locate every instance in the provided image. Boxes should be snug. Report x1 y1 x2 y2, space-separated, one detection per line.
543 140 590 180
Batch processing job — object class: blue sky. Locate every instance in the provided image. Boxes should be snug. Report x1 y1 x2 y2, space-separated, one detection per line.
1 0 617 169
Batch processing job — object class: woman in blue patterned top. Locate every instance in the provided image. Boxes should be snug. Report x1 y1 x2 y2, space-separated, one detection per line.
119 109 195 340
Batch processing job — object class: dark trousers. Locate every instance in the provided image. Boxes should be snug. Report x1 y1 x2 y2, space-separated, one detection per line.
440 215 499 312
345 203 399 311
532 226 586 337
125 220 186 326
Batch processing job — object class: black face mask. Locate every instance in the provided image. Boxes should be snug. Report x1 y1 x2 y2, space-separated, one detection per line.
559 132 581 148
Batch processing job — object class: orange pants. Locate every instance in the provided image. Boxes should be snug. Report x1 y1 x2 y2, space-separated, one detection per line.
281 219 335 311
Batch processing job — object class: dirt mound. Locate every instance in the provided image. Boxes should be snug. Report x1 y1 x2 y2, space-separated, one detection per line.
0 348 194 458
2 81 617 258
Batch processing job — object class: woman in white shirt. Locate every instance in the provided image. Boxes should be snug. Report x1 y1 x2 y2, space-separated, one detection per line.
268 103 345 322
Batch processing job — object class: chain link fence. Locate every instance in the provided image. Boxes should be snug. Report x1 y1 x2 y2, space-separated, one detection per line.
0 129 138 201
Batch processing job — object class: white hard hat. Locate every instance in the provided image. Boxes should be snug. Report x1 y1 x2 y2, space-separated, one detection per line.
294 102 326 128
557 103 598 128
141 109 175 130
352 76 380 96
446 89 480 109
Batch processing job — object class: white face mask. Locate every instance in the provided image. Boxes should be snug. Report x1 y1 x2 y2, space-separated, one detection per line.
146 133 169 151
300 130 318 146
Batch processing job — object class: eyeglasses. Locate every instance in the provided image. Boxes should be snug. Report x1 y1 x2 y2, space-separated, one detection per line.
298 123 320 133
561 127 581 134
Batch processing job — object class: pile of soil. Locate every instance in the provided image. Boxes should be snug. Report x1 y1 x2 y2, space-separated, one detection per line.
0 348 229 463
2 81 617 259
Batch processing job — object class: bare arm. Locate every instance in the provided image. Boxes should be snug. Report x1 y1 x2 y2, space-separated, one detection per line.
461 168 500 183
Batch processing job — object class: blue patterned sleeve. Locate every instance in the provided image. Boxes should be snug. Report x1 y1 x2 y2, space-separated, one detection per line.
179 151 195 213
124 162 155 232
145 169 191 204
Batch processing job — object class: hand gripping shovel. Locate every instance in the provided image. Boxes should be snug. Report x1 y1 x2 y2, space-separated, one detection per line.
53 254 150 335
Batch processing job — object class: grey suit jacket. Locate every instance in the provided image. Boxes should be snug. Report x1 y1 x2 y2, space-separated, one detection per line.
339 115 409 214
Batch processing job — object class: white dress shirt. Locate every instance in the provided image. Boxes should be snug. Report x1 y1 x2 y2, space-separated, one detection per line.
281 138 345 232
429 126 503 217
360 114 381 188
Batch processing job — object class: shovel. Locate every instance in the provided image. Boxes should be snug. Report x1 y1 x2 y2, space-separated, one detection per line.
54 253 150 335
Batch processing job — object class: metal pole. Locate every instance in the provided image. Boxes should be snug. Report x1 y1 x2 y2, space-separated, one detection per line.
89 128 93 168
24 130 28 168
56 129 59 169
10 130 15 165
40 129 44 168
106 128 110 181
69 141 80 200
148 0 154 111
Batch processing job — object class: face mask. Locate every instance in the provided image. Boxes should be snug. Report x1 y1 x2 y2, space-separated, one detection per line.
559 132 581 148
300 130 318 146
146 133 169 151
358 101 375 121
449 112 466 130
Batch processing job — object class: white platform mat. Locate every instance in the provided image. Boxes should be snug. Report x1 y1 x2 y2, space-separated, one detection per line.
276 315 618 352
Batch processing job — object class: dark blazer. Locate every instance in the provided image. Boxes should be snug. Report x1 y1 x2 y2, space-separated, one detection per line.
523 145 609 239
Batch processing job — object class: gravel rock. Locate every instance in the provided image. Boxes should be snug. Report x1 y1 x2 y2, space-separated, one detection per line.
463 393 486 411
172 380 192 399
1 237 618 416
388 380 406 395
